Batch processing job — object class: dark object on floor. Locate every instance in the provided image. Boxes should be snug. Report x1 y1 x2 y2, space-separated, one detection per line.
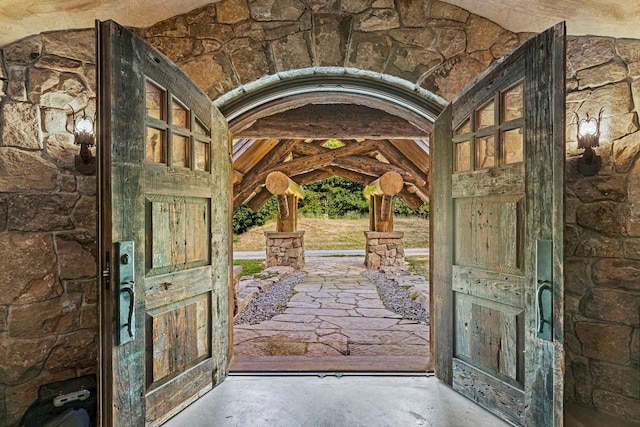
20 375 97 427
44 409 90 427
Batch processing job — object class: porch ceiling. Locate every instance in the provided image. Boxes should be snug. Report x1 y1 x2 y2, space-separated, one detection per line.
0 0 638 47
232 138 431 212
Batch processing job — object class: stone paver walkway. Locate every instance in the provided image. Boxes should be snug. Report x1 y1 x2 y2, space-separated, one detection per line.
234 257 430 358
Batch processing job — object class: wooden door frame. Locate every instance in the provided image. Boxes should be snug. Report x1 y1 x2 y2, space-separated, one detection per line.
96 19 113 427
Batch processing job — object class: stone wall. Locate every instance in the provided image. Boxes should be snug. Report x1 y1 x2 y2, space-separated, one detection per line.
264 231 305 269
0 30 98 425
0 0 639 423
364 231 405 269
136 0 529 102
564 38 640 421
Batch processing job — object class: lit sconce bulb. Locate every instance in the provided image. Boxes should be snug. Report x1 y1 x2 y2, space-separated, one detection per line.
76 117 94 134
578 119 597 137
574 108 605 176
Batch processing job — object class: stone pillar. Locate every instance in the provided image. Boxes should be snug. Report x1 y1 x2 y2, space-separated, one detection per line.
264 231 305 269
364 231 405 269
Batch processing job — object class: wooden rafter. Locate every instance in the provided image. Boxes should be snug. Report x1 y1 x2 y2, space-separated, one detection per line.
234 138 430 212
233 139 298 209
370 141 428 190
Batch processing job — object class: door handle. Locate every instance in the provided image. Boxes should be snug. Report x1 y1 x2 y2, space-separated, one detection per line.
120 285 135 339
536 240 553 341
536 280 552 339
116 242 136 345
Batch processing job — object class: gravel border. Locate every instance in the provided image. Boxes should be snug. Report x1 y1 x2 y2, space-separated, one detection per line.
234 272 307 325
363 270 429 324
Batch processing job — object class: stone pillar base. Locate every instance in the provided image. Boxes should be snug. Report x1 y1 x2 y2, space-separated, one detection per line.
265 231 305 269
364 231 405 269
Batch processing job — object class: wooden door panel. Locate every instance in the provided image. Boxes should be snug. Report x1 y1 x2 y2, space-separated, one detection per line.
98 20 230 427
145 359 214 425
452 359 526 425
432 23 565 426
455 293 524 383
147 195 210 273
452 266 525 307
452 163 524 198
148 294 211 386
454 195 524 275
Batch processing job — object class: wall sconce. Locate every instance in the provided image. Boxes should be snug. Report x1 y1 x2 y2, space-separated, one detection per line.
575 108 604 176
67 107 96 175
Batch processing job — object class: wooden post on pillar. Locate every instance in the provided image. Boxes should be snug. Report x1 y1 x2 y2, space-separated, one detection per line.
364 171 403 232
265 171 305 232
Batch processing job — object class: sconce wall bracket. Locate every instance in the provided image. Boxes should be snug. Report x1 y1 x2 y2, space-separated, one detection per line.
577 146 601 176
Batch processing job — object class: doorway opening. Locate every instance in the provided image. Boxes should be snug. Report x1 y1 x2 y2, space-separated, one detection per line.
221 69 443 372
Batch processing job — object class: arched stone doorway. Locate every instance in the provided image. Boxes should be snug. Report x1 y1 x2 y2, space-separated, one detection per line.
221 68 443 209
225 68 441 371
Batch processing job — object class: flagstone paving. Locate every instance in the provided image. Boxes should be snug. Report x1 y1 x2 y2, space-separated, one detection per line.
234 257 430 358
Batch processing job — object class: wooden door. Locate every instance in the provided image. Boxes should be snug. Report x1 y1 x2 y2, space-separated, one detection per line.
432 23 565 426
97 21 231 426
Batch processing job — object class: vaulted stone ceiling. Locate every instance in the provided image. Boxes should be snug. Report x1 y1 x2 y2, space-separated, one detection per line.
447 0 640 39
0 0 639 47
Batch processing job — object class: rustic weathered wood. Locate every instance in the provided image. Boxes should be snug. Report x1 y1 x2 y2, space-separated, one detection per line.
146 359 214 427
145 266 213 308
333 155 422 186
451 164 524 198
363 171 404 198
232 169 244 185
227 90 434 138
233 139 297 209
523 22 566 427
98 20 230 426
399 188 424 210
432 103 454 386
452 359 526 426
230 355 431 372
234 103 430 139
374 140 430 190
246 188 273 211
235 138 431 211
232 138 278 172
387 139 431 175
370 194 393 232
265 171 305 199
452 265 525 308
291 168 335 186
432 23 565 427
276 195 299 232
276 195 290 219
406 183 429 202
324 166 377 183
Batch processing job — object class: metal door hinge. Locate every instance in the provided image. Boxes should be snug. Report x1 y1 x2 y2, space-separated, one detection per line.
102 251 111 289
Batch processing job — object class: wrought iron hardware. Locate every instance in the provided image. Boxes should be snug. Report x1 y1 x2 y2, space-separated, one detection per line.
116 241 135 345
536 240 553 341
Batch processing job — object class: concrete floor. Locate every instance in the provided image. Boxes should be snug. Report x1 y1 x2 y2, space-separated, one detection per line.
163 376 508 427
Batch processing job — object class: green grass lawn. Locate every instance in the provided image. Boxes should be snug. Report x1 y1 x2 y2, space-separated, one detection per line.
406 255 430 278
234 216 429 251
233 259 265 278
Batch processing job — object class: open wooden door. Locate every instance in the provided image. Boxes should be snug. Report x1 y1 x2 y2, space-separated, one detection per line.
97 21 231 426
432 23 565 426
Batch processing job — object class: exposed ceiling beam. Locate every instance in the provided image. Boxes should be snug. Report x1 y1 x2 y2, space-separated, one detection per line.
332 156 426 187
233 139 298 210
233 104 430 140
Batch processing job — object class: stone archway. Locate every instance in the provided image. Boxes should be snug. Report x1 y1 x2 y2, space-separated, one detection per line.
138 1 525 104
